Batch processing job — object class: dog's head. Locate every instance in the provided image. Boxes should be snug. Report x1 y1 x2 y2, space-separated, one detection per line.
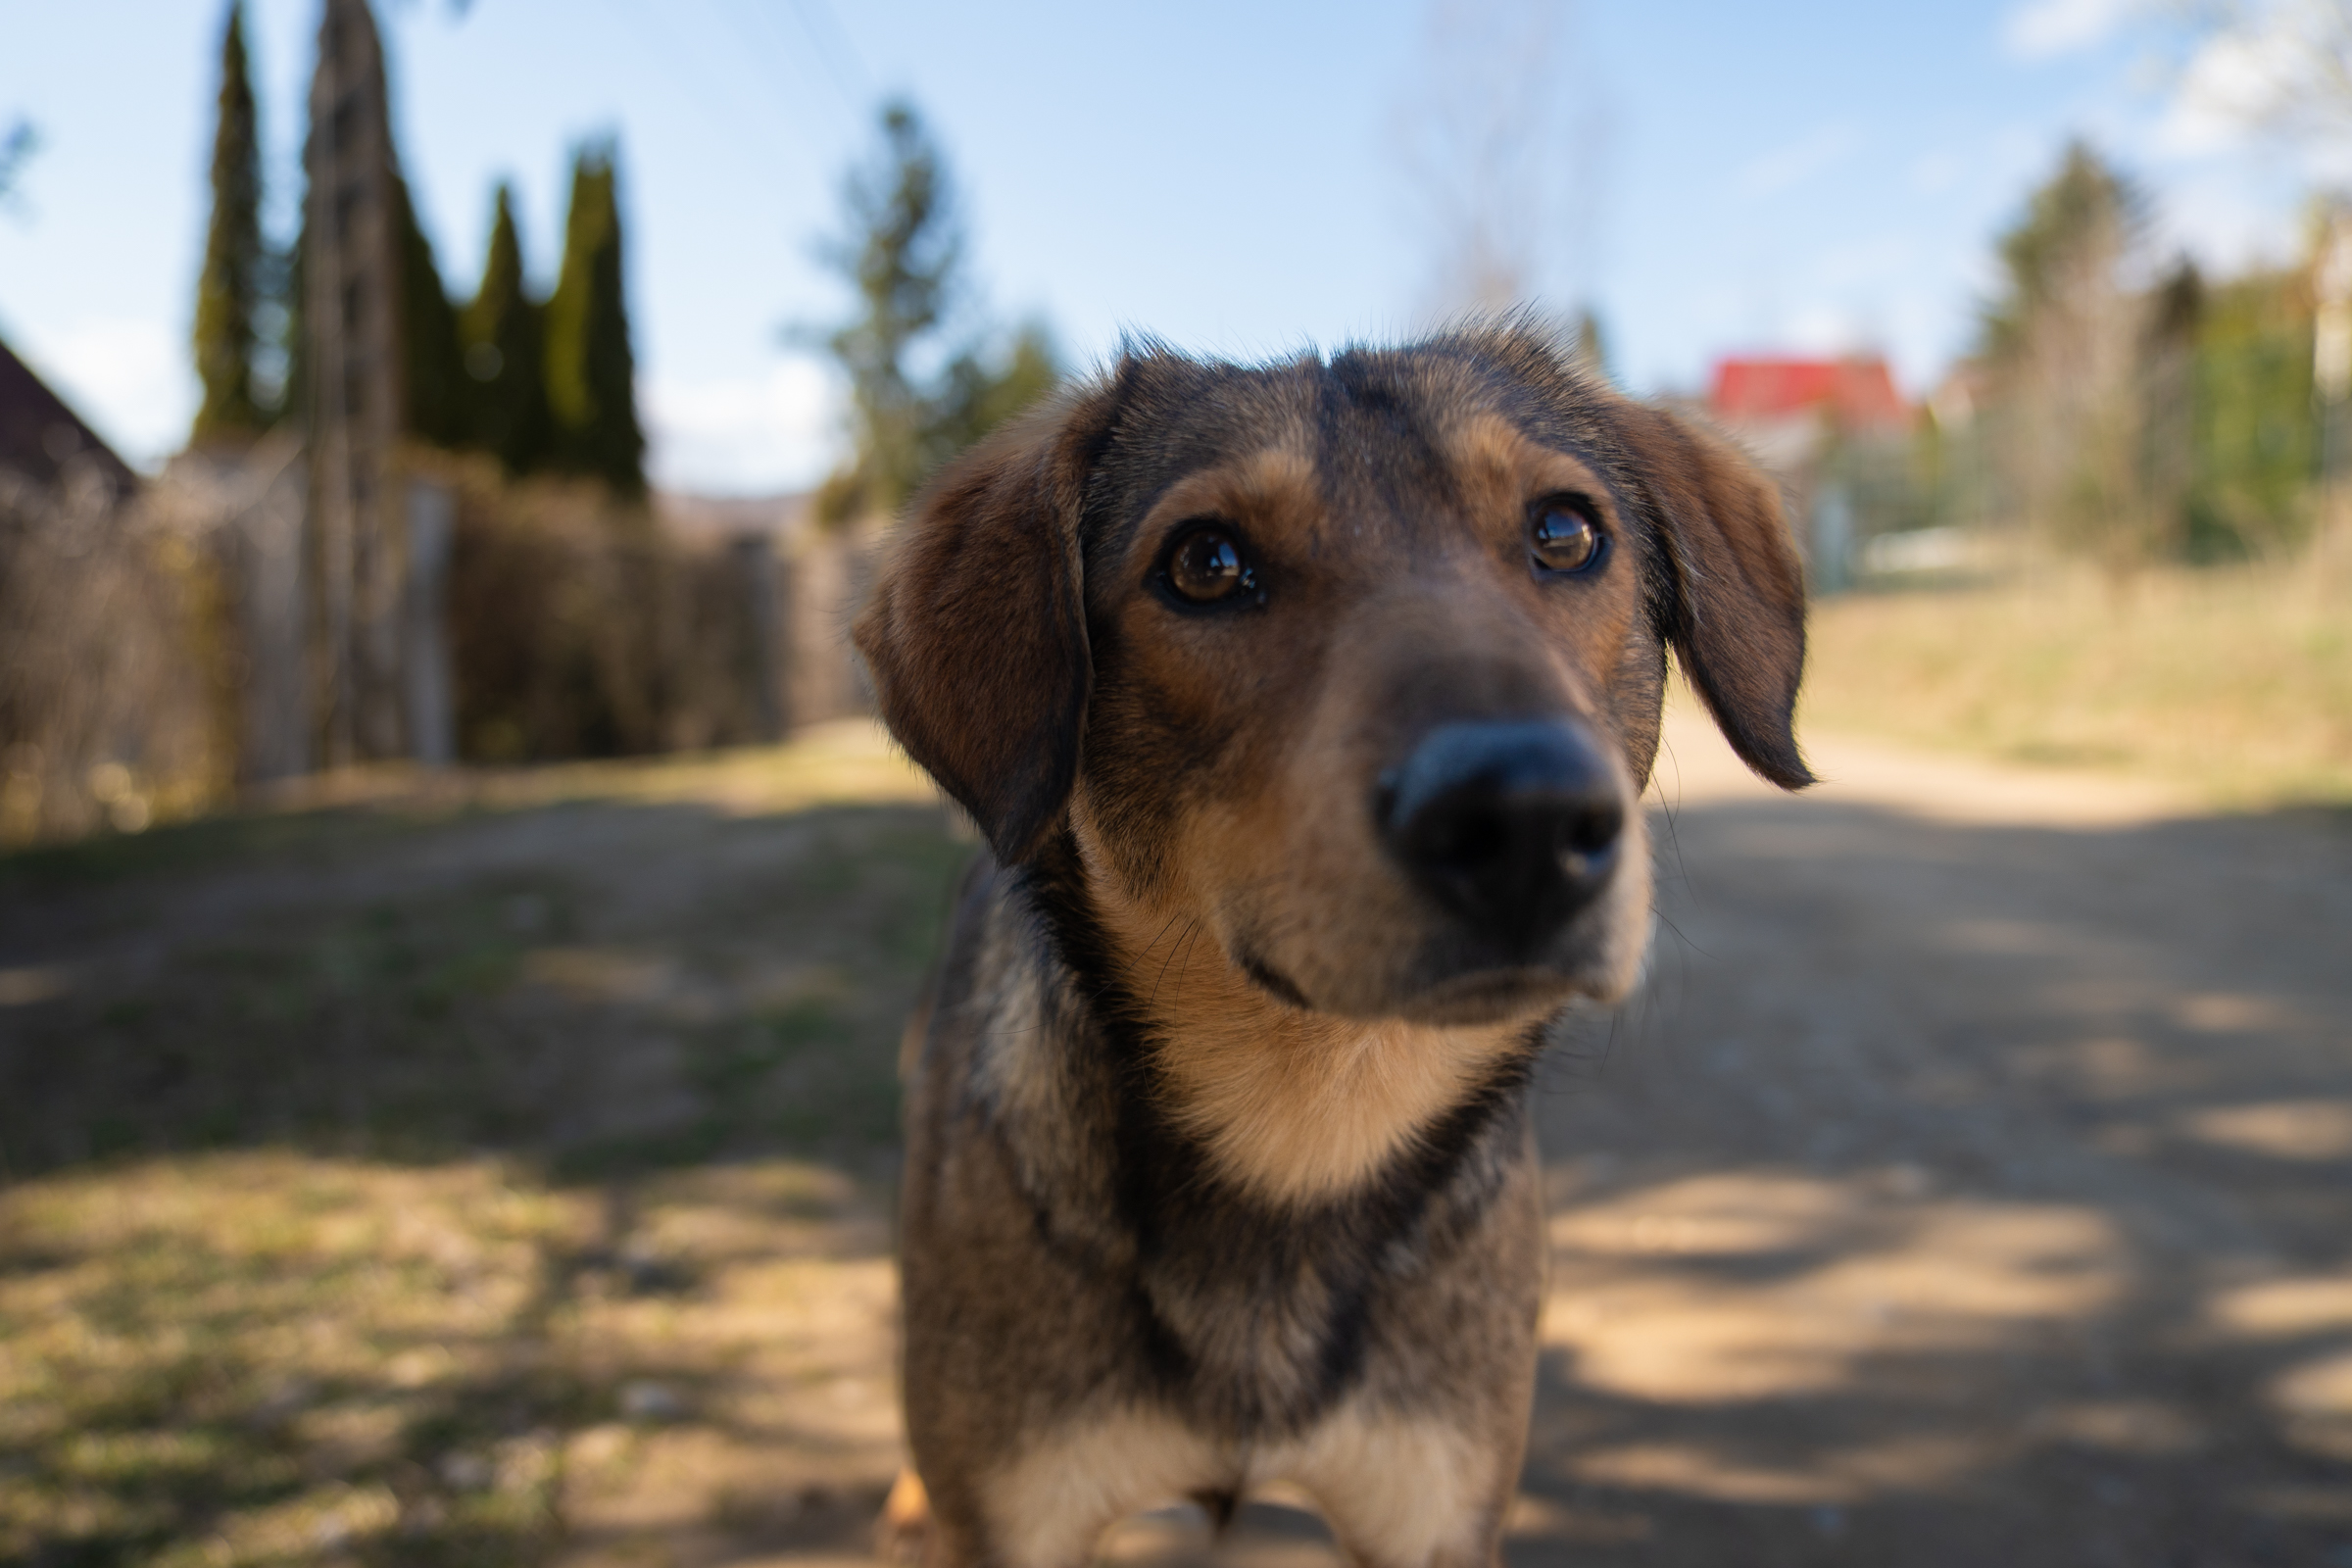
856 326 1808 1026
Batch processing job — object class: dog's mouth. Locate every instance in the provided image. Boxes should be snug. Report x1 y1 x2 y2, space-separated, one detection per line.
1232 933 1591 1024
1216 716 1643 1025
1235 949 1312 1009
1391 963 1582 1025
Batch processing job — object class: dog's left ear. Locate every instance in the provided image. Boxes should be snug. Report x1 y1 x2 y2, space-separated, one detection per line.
1618 404 1815 790
854 381 1118 863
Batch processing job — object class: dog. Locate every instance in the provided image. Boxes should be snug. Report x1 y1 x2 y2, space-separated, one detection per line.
853 323 1811 1567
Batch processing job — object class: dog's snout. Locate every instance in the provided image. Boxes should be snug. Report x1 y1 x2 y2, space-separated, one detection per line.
1377 719 1624 948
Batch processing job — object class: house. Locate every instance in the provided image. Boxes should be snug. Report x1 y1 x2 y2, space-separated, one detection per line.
1710 356 1908 431
1706 354 1911 590
0 334 136 505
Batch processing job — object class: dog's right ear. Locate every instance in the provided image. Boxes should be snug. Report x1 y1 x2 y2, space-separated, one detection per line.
853 382 1117 864
1612 401 1815 790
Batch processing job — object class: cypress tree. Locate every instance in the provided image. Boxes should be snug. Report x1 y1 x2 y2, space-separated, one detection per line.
461 182 552 475
390 170 468 449
545 142 645 498
192 1 269 442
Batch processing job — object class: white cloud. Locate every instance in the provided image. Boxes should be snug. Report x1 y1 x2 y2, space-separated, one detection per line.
643 357 840 497
2158 2 2352 159
2154 167 2302 272
1784 302 1876 357
15 317 190 467
2157 29 2280 154
1736 123 1861 203
2002 0 2145 61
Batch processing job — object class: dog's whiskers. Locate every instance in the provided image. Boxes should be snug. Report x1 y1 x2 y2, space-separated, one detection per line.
1150 918 1203 1013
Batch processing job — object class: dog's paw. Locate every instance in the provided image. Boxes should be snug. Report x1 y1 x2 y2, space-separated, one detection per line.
874 1467 932 1565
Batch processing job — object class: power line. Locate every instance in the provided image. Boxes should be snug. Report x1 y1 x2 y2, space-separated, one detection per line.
703 0 842 146
787 0 875 117
588 0 807 186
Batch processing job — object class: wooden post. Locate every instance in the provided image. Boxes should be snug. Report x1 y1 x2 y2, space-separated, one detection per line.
235 440 314 782
403 479 456 764
304 0 406 764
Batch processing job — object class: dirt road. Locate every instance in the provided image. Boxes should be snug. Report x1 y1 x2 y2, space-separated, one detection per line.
1494 711 2352 1567
3 712 2347 1567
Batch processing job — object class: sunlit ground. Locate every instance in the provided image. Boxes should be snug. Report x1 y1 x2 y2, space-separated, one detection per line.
4 665 2349 1565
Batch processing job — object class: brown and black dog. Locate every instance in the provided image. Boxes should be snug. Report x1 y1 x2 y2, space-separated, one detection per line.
854 324 1810 1567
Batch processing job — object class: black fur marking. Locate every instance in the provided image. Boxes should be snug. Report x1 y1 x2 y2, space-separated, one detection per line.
1236 949 1311 1010
1013 830 1542 1438
1190 1489 1239 1535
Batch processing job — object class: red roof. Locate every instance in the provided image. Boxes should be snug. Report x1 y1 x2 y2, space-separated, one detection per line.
1708 357 1908 430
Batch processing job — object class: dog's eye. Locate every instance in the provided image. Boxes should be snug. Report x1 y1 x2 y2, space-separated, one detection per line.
1163 524 1258 605
1530 496 1605 575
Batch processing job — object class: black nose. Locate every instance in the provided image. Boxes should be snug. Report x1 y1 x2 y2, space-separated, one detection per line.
1377 718 1625 949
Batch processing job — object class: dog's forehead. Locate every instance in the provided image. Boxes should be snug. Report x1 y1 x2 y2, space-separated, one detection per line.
1089 344 1572 546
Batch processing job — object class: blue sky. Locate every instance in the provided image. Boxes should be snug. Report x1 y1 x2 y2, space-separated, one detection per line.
0 0 2324 492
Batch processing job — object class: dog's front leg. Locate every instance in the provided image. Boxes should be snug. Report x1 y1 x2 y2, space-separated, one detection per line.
1277 1398 1525 1568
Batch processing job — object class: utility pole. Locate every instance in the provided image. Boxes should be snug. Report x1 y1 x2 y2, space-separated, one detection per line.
2313 209 2352 560
304 0 405 764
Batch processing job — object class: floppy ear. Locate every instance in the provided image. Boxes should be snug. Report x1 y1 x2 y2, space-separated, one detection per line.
1618 404 1815 789
853 384 1114 862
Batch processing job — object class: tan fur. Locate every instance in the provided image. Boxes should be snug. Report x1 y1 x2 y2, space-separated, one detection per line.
983 1408 1225 1568
1132 439 1322 546
1074 801 1523 1204
1263 1399 1504 1568
875 1467 932 1565
961 1396 1504 1568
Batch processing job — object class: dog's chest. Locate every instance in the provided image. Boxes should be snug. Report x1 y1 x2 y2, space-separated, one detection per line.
951 881 1523 1433
1053 1063 1517 1436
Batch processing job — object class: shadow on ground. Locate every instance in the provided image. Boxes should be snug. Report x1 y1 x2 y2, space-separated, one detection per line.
0 756 960 1568
2 730 2349 1566
1501 789 2352 1568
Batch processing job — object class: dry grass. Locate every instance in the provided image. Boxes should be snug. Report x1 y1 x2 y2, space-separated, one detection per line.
1800 560 2352 809
0 724 956 1566
0 1152 905 1568
0 476 230 848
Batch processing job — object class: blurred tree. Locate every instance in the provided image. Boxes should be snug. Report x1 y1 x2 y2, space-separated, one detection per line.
281 197 310 432
391 171 469 449
925 320 1061 466
811 102 956 522
1567 307 1612 384
0 118 38 209
462 182 553 475
808 100 1062 524
191 2 270 443
2140 259 2204 558
2189 265 2319 557
545 142 646 500
1979 141 2159 573
1391 0 1608 324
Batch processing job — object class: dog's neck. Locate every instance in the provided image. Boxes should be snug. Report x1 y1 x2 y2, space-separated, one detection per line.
1048 817 1543 1211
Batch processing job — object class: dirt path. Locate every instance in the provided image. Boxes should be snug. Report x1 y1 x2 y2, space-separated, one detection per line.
3 714 2348 1567
1494 712 2352 1567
